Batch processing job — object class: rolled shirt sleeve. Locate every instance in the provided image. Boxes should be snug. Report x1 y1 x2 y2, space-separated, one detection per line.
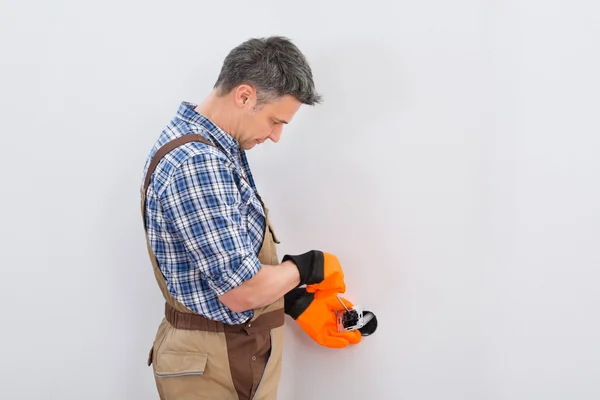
160 153 262 297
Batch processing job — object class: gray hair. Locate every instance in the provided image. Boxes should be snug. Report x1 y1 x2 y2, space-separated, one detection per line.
214 36 322 106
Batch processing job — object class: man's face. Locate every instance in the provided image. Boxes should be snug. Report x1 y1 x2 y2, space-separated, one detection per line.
237 94 302 150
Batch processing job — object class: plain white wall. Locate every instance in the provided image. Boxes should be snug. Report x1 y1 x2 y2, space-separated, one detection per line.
1 1 598 399
482 2 600 398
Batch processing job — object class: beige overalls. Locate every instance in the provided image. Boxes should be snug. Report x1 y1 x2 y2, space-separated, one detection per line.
141 134 285 400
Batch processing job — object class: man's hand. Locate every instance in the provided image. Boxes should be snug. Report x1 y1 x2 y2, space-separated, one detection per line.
284 287 361 348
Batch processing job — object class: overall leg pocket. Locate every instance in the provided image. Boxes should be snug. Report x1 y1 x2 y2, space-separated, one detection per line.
154 350 208 378
153 350 209 400
152 327 240 400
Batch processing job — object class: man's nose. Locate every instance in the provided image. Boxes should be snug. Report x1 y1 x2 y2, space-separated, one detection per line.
269 126 283 143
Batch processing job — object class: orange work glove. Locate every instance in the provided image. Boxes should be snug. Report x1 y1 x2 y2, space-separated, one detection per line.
284 287 362 348
282 250 346 295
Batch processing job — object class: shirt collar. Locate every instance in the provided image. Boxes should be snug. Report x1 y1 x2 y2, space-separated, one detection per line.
176 101 240 158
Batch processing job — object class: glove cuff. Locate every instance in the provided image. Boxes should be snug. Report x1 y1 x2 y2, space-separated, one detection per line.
282 250 324 286
283 288 315 319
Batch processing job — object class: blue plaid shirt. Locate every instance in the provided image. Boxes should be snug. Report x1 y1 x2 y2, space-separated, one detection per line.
141 101 266 324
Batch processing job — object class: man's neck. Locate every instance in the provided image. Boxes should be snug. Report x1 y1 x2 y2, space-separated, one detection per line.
194 91 239 142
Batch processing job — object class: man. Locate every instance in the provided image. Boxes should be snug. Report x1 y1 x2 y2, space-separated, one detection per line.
140 36 362 400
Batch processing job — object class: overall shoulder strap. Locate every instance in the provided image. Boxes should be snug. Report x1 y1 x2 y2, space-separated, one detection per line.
143 134 217 196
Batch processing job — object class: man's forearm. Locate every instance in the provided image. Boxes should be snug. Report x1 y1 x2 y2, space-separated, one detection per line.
218 260 300 313
246 260 301 309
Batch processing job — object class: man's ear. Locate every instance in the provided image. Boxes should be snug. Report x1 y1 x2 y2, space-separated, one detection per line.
234 84 255 108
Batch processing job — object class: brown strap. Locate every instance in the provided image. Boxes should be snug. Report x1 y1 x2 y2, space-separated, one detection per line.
143 133 217 195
